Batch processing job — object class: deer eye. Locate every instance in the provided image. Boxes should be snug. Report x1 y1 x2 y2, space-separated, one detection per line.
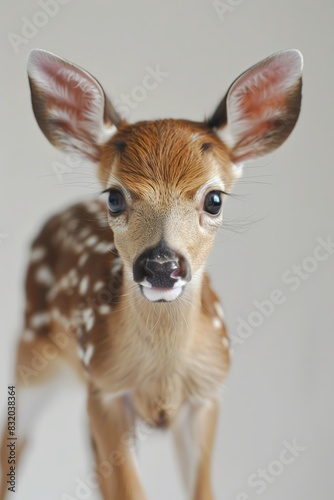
203 191 222 215
107 190 126 214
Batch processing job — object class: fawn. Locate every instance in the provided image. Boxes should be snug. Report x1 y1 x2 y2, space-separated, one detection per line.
0 48 302 499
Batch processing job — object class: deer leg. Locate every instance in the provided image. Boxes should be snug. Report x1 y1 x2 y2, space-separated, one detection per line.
88 390 147 500
172 399 218 500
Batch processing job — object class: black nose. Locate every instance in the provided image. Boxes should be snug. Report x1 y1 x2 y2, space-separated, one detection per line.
133 241 191 289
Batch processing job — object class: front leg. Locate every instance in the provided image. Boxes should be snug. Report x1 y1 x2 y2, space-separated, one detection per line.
88 389 147 500
172 399 218 500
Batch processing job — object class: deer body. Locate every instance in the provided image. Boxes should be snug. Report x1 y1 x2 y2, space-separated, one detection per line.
0 50 303 499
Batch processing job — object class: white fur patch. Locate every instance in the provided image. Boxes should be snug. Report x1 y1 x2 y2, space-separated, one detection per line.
30 312 50 329
93 280 105 292
35 265 55 286
82 308 95 332
78 228 91 240
78 252 89 267
112 257 122 274
30 246 46 263
22 329 36 342
79 275 89 295
212 317 222 330
94 241 115 253
142 286 183 302
98 305 111 315
83 343 94 366
86 235 98 247
232 162 243 179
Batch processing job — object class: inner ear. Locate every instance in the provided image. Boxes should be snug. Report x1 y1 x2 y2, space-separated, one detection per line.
209 50 303 164
28 49 122 161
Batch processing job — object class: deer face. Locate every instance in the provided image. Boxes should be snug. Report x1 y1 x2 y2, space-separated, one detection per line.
27 49 302 302
98 119 235 301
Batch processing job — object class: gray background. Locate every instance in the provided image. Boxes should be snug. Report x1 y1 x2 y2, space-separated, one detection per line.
1 0 333 499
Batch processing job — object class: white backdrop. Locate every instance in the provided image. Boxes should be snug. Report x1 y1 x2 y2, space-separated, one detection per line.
1 0 333 499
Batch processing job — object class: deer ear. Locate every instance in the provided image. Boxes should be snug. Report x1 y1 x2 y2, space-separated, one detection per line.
27 49 122 161
209 50 303 165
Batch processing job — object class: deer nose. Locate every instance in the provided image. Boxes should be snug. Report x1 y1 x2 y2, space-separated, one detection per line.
133 242 191 289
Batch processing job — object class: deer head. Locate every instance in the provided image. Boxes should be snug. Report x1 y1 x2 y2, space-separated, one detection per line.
27 49 303 302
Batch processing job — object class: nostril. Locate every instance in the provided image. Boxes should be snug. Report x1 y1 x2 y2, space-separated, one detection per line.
170 265 181 279
144 259 180 279
171 255 188 281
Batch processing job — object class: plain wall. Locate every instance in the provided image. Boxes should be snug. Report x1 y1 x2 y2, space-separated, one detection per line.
1 0 333 498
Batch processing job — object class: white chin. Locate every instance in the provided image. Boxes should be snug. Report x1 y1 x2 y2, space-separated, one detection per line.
141 286 183 302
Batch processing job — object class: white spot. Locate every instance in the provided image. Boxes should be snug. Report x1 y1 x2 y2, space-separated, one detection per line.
232 162 243 178
214 302 225 320
98 305 111 315
86 235 98 247
51 307 68 327
30 246 46 263
112 257 122 274
78 252 89 267
77 345 85 360
215 124 236 149
35 266 55 286
79 275 90 295
93 281 105 292
213 317 222 330
72 243 85 253
79 228 91 240
68 268 79 286
30 312 50 329
94 241 115 253
86 201 102 214
22 329 36 342
82 308 95 332
83 343 94 366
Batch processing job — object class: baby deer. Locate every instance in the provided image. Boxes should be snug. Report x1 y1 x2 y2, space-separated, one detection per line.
0 49 302 499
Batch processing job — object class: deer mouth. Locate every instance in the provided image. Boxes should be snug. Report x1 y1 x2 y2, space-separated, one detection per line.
139 280 186 302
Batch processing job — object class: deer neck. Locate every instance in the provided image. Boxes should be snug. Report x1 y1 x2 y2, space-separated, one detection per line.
119 270 204 352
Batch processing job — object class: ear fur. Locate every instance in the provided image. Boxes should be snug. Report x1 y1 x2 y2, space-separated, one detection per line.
27 49 122 161
209 49 303 164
